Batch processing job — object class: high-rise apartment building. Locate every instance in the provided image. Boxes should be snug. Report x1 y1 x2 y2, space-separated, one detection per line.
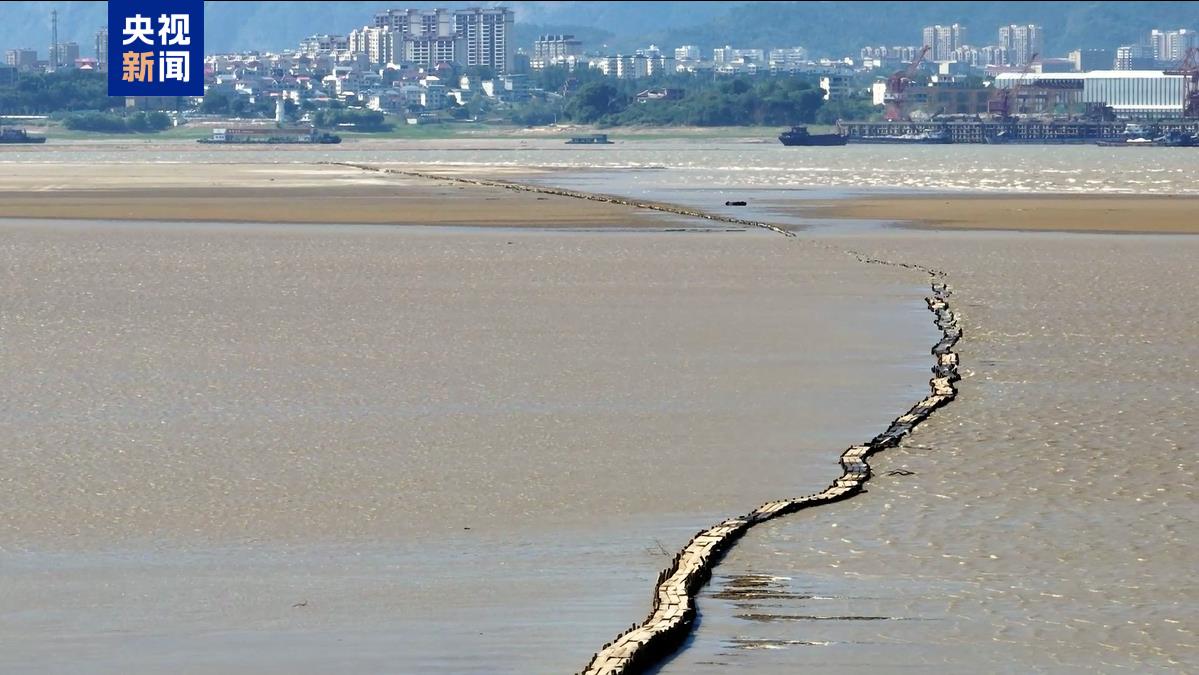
348 26 396 66
368 7 513 72
1149 28 1198 64
922 24 967 61
998 24 1043 66
453 8 514 72
53 42 80 69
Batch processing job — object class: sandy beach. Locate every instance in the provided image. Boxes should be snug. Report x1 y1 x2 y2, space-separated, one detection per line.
0 163 684 227
8 161 1199 234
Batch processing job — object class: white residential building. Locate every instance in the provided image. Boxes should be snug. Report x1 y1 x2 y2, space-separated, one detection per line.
674 45 700 62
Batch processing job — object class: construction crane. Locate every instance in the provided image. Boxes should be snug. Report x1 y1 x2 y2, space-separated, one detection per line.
883 45 930 121
1164 47 1199 118
988 53 1038 119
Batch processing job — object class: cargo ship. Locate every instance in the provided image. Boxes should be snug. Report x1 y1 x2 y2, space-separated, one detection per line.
1096 131 1199 147
777 125 847 146
198 126 341 144
0 126 47 144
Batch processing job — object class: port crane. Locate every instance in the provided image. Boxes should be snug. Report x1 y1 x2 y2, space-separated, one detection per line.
988 53 1039 119
1164 47 1199 118
883 45 930 121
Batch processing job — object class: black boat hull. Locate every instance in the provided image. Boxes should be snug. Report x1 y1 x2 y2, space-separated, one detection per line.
779 135 847 146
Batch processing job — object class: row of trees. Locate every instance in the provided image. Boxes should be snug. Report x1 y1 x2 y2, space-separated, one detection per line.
61 111 172 133
0 70 122 114
508 69 881 127
1 63 881 133
310 108 390 131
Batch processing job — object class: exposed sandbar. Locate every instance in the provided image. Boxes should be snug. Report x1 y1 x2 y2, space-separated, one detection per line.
797 193 1199 234
0 163 682 227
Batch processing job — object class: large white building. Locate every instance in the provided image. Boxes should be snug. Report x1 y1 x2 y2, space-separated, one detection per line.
768 47 809 72
995 70 1187 118
674 45 700 62
532 34 581 69
363 7 514 72
712 45 764 64
299 34 349 55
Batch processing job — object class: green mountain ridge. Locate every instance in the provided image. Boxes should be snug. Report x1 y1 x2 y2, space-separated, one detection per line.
1 1 1195 61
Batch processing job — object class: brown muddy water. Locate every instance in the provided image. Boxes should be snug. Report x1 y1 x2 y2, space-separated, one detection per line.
658 228 1198 674
0 219 933 673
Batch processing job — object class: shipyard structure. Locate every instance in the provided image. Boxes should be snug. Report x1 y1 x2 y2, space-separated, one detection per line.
849 53 1199 143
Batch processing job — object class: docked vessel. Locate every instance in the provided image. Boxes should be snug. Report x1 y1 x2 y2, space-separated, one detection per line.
0 126 47 144
565 134 613 144
198 126 341 144
850 129 952 144
1096 130 1199 147
777 125 847 146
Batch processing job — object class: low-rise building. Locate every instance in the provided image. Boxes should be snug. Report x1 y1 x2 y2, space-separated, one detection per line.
635 87 684 103
1115 44 1155 70
533 34 581 69
1069 49 1114 72
819 74 853 101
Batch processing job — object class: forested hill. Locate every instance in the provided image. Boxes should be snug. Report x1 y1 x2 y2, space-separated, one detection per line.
651 1 1199 57
1 1 1197 58
0 1 735 54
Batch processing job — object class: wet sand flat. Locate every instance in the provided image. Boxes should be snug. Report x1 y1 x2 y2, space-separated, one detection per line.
665 228 1199 673
0 219 933 673
796 193 1199 234
0 163 681 227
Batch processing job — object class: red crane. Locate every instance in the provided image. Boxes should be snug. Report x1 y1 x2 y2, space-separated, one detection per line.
988 53 1039 119
883 45 930 121
1164 47 1199 118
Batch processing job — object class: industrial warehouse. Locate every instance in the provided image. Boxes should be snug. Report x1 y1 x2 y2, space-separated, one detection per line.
842 43 1199 144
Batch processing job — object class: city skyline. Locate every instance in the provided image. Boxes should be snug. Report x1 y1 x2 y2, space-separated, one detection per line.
3 2 1199 59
